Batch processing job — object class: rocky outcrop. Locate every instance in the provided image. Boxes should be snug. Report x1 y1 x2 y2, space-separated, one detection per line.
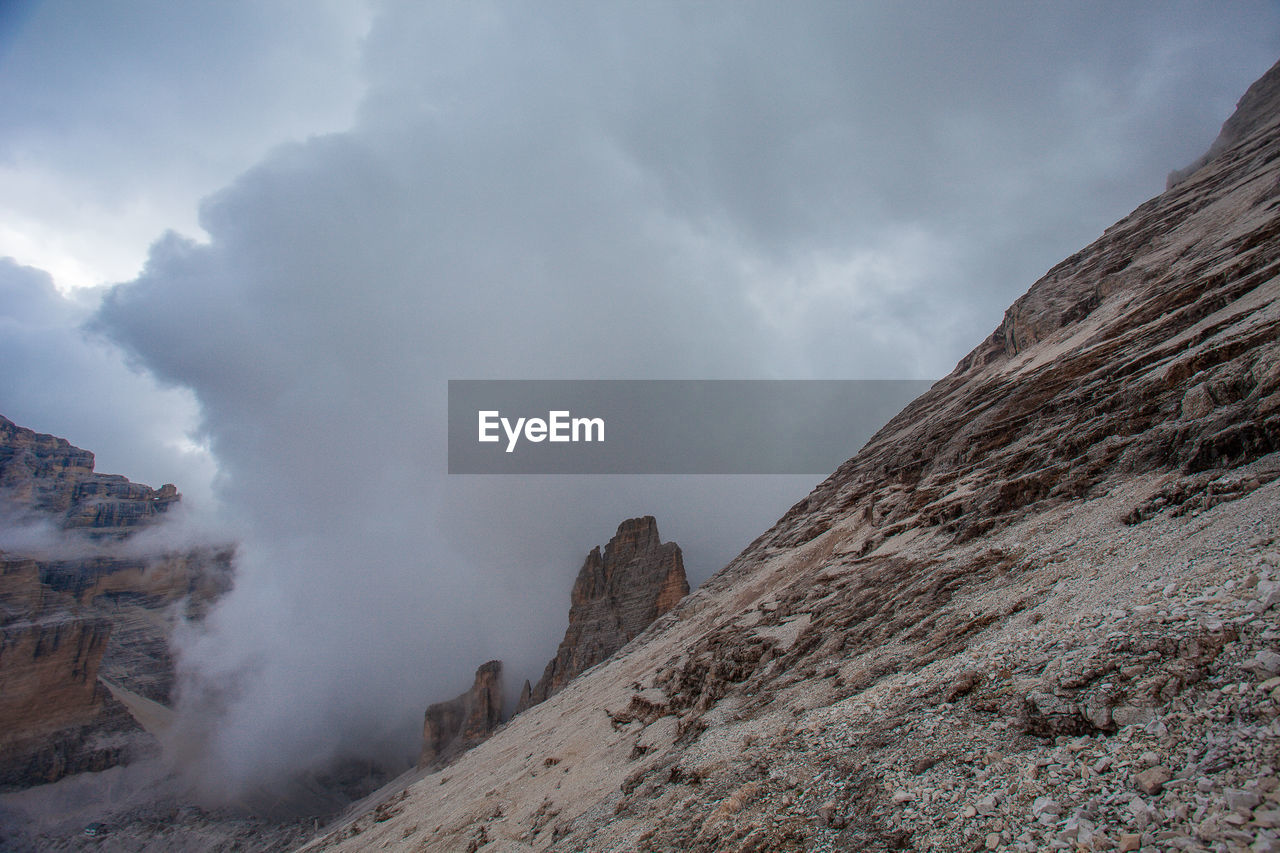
419 519 687 768
300 59 1280 853
419 660 503 769
0 416 232 789
518 517 688 712
0 415 95 516
0 415 180 539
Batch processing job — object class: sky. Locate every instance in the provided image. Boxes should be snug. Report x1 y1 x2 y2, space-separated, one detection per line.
2 0 1279 796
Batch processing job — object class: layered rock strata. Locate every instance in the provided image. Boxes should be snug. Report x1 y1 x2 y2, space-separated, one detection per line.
0 416 232 789
298 59 1280 853
0 556 126 788
419 518 688 769
0 414 180 539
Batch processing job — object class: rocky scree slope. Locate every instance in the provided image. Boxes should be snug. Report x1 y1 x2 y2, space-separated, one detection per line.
299 59 1280 853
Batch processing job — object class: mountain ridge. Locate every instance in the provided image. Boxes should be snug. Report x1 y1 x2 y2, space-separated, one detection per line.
297 56 1280 853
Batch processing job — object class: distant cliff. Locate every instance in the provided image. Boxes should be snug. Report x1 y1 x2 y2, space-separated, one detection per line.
419 660 503 769
415 517 688 770
517 516 688 712
0 415 231 789
0 414 180 538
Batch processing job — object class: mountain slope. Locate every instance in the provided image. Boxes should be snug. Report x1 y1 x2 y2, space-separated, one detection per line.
301 58 1280 853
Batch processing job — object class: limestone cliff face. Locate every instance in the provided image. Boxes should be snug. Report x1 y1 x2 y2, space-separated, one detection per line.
0 558 106 735
419 660 503 769
0 416 232 789
0 416 95 516
0 415 180 539
519 516 688 710
0 555 127 788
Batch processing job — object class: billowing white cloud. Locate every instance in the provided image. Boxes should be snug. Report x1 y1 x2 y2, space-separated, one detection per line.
5 0 1277 796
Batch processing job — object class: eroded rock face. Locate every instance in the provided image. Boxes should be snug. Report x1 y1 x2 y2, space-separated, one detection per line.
419 660 503 769
519 516 688 710
0 416 232 789
0 415 180 539
0 555 132 788
0 416 95 516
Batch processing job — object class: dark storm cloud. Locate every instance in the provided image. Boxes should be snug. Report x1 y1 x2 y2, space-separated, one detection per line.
82 1 1280 792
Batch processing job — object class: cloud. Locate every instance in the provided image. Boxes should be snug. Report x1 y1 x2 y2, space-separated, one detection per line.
0 0 371 288
0 258 214 506
66 0 1280 796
